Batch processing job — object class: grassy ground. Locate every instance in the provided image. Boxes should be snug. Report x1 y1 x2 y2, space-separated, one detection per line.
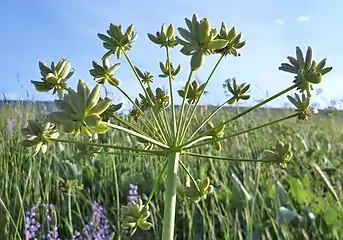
1 103 343 239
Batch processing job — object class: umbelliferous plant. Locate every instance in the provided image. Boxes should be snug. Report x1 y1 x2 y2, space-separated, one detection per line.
21 14 332 240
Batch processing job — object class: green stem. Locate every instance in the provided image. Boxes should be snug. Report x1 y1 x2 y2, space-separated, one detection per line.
166 47 177 138
183 84 298 146
112 156 121 240
147 84 171 142
68 188 73 235
104 122 169 149
122 50 169 142
187 100 227 143
108 113 150 137
176 71 193 144
92 150 164 157
179 160 200 192
140 160 168 217
249 163 261 240
49 138 166 154
179 103 192 140
183 113 299 150
179 55 224 144
181 152 274 163
161 151 180 240
115 85 144 116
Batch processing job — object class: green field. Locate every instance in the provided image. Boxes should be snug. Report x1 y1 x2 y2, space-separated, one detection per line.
1 103 343 239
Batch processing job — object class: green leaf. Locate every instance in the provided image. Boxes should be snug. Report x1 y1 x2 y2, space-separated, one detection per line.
31 81 54 92
122 222 136 229
97 33 112 42
234 41 246 49
39 61 51 75
180 43 199 56
21 140 40 148
77 80 90 106
288 177 306 204
138 221 153 231
88 100 111 115
55 100 74 114
296 47 305 68
68 92 86 117
166 24 174 39
190 50 204 71
304 47 313 71
320 67 332 75
88 122 109 134
315 58 327 71
227 27 236 42
33 142 43 156
85 114 101 126
178 27 194 42
87 85 101 110
208 39 228 50
108 77 120 86
130 226 137 236
48 112 73 124
177 90 185 98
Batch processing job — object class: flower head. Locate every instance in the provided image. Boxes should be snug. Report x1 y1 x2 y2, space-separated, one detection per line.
185 177 214 203
47 80 111 137
287 93 313 121
263 140 293 168
20 120 59 156
121 199 153 236
31 59 74 95
279 47 332 97
148 24 178 48
178 79 207 104
89 58 121 87
97 23 137 59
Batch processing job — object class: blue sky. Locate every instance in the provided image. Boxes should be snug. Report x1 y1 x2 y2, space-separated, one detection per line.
1 0 342 109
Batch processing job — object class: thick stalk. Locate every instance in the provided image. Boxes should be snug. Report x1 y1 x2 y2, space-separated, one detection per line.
162 151 180 240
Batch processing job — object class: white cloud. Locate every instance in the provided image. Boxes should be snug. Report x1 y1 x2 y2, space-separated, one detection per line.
297 16 310 22
276 19 285 25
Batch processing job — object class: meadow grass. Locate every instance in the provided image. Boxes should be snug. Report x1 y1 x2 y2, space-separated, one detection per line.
1 102 343 239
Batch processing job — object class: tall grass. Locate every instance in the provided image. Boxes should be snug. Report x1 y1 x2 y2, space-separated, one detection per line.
1 102 343 239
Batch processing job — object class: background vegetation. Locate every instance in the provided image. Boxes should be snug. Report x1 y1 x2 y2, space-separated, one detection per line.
1 101 343 240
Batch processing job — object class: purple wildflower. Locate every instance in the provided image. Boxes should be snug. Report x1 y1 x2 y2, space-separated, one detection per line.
24 202 41 239
127 184 138 203
42 203 60 240
73 202 112 240
7 115 15 133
